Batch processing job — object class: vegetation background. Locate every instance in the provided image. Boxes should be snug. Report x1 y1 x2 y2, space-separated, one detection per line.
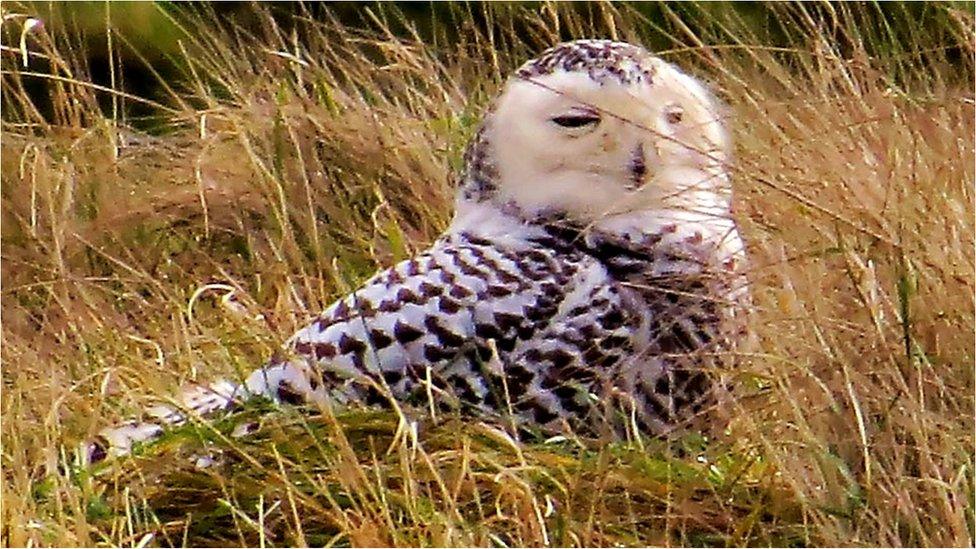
2 1 973 546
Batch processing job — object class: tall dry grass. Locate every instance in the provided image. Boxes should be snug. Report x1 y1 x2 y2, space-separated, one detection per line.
2 2 973 547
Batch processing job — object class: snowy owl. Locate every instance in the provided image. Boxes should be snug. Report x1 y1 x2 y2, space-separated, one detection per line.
88 39 748 463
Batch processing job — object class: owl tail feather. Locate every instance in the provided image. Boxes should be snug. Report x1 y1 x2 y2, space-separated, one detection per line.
85 360 329 465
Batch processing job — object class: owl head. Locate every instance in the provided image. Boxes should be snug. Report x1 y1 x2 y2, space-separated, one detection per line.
457 40 731 226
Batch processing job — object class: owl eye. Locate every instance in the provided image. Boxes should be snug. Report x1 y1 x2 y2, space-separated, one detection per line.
665 107 684 125
551 113 600 128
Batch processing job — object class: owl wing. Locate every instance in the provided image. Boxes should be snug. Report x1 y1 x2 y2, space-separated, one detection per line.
260 232 578 410
89 232 585 461
498 264 649 435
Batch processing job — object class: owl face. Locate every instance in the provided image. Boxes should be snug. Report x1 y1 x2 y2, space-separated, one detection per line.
484 41 730 222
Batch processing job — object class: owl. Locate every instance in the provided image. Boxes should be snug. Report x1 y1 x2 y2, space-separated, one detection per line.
88 39 748 463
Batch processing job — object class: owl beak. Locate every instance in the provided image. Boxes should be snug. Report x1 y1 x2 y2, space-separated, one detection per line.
626 142 647 190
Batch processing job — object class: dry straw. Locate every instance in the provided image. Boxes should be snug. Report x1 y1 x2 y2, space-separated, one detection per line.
1 2 972 546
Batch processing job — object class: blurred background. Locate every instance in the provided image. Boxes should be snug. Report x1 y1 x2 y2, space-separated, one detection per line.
3 1 970 130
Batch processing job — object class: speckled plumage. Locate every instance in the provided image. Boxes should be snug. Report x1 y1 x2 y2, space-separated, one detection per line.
89 39 748 463
516 39 657 86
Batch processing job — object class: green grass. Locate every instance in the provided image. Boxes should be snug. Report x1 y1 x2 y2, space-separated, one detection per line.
2 2 974 546
71 404 806 547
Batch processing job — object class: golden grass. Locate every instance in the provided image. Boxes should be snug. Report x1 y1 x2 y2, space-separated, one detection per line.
2 2 973 546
